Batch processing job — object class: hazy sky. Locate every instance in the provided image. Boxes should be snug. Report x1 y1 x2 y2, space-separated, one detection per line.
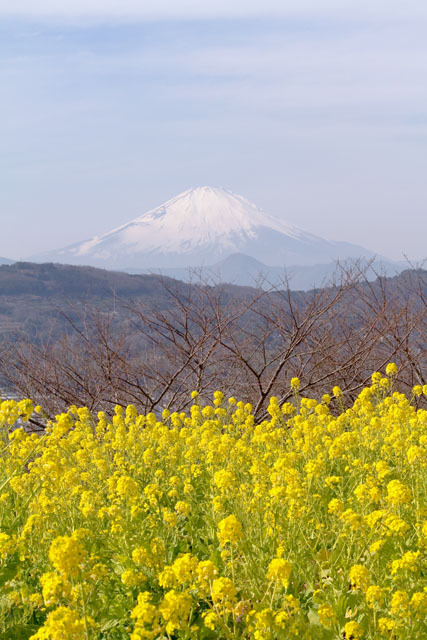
1 1 427 261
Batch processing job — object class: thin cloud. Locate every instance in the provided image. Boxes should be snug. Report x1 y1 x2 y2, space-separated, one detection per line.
3 20 425 124
1 0 427 21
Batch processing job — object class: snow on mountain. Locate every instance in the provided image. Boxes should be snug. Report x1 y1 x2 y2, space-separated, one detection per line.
36 186 379 268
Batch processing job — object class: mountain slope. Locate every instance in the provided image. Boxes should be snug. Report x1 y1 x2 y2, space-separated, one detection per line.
36 186 380 268
128 253 403 291
208 254 403 289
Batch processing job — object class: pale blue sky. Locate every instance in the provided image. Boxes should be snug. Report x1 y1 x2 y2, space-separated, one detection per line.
1 1 427 261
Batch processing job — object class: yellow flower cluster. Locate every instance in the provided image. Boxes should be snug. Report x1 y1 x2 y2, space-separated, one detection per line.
0 371 426 638
266 558 292 588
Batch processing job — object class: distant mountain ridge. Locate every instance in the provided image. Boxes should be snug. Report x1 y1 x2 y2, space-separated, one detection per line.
0 262 424 351
0 256 14 265
125 253 404 290
34 186 384 269
1 261 423 299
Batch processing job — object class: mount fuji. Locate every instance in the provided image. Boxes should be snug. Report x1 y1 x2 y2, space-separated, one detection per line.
36 186 381 269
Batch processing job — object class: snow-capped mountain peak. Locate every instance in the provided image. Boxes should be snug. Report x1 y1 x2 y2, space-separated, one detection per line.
76 186 303 258
37 186 379 269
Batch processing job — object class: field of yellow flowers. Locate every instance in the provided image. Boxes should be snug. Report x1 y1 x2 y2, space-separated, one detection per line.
0 366 426 639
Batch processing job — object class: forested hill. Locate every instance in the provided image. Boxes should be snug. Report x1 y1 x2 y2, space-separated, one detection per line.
0 261 186 298
0 260 424 347
0 260 425 299
0 260 425 320
0 261 253 343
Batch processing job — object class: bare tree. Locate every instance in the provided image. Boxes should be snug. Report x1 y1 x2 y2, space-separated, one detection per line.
1 265 425 425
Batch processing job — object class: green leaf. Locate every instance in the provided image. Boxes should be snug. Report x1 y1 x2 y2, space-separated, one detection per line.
0 624 38 640
307 608 321 626
0 552 20 587
100 619 122 631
